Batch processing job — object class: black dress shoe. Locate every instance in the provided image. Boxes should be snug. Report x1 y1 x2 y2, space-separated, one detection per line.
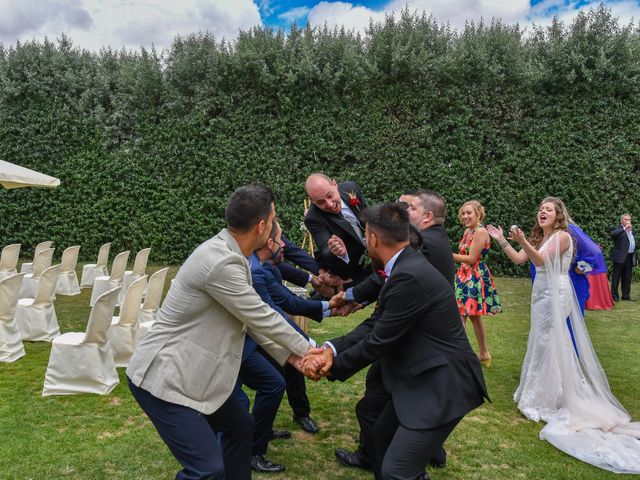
270 429 292 440
430 446 446 468
334 448 372 471
251 455 285 473
622 297 632 301
612 295 620 302
420 473 431 480
293 415 319 434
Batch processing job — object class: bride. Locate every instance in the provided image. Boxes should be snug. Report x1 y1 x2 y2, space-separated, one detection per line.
487 197 640 474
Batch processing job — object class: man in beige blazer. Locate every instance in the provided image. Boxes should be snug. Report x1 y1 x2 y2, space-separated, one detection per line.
127 185 315 480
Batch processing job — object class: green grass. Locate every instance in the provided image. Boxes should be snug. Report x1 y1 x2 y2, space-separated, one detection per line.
1 271 639 479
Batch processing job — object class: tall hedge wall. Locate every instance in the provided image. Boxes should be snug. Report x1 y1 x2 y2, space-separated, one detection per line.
0 6 638 275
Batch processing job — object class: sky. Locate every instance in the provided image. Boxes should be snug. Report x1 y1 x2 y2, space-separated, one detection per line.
0 0 638 52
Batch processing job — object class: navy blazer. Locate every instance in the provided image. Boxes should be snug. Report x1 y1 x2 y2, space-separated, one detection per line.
254 260 324 321
243 255 313 361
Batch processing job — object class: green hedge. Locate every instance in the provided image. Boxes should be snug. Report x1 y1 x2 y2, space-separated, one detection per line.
0 6 638 275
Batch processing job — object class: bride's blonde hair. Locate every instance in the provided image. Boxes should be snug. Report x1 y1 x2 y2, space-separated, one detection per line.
529 196 570 248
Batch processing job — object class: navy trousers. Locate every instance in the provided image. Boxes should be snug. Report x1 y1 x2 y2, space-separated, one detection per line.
236 349 286 456
128 378 253 480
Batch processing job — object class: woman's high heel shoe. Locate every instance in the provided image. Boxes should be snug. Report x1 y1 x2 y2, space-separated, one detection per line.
479 353 492 368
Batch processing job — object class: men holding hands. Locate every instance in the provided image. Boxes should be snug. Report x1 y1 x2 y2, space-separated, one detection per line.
128 178 488 480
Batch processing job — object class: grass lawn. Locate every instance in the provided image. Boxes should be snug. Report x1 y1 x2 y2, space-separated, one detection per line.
1 269 639 480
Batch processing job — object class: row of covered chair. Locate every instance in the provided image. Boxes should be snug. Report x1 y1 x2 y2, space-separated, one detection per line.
0 265 169 364
1 242 81 296
43 267 169 395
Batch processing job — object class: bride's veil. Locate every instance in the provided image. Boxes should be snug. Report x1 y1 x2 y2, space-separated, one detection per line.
538 232 640 473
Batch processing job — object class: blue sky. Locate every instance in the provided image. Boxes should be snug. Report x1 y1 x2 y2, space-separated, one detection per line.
260 0 635 30
0 0 638 52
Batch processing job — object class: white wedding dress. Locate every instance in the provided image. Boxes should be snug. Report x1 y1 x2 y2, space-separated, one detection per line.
515 232 640 473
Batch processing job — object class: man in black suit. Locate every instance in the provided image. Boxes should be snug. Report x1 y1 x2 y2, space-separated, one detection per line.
330 190 456 472
307 203 488 480
408 189 456 286
304 173 369 286
610 214 637 301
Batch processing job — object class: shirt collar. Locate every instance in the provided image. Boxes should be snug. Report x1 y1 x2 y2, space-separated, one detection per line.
384 248 405 278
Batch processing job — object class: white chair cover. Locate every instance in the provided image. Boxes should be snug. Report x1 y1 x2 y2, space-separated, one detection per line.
0 273 26 362
120 248 151 304
15 265 60 342
139 267 169 323
19 241 53 274
0 244 21 280
135 267 169 344
108 276 146 367
90 250 129 307
42 287 121 396
80 242 111 288
56 246 81 296
19 247 55 299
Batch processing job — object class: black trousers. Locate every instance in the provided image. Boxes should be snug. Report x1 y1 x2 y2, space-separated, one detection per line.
128 378 253 480
355 362 447 469
371 400 462 480
611 253 634 300
356 361 389 463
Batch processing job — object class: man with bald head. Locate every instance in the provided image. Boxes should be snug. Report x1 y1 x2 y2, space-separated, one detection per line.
304 173 369 286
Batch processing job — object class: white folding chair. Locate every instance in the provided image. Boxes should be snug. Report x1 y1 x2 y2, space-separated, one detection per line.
0 244 21 281
15 265 60 342
20 241 53 274
19 247 55 299
119 248 151 304
90 250 129 307
42 287 121 396
0 273 26 362
108 276 147 367
80 242 111 288
55 246 81 296
134 267 169 345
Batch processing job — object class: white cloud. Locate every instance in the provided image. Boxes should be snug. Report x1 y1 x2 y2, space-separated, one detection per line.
307 0 639 34
308 1 385 32
278 6 311 23
529 0 639 28
0 0 262 52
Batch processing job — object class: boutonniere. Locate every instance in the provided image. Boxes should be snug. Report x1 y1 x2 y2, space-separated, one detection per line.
347 191 361 209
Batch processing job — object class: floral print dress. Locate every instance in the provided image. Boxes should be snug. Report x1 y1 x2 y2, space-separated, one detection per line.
455 226 502 317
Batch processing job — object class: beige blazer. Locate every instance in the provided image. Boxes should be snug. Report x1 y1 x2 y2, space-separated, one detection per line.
127 229 310 414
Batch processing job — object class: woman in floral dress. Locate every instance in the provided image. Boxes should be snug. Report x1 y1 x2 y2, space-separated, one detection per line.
453 200 502 367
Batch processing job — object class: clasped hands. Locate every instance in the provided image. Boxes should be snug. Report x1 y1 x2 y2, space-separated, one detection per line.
291 347 334 381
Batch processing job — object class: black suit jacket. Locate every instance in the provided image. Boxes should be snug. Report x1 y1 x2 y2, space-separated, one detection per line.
419 224 456 287
610 225 637 265
351 223 455 303
277 235 320 287
329 248 488 430
304 181 369 284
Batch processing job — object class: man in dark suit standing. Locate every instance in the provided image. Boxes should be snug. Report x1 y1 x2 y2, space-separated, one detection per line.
330 190 456 472
408 189 456 286
304 173 369 286
610 214 636 301
306 203 488 480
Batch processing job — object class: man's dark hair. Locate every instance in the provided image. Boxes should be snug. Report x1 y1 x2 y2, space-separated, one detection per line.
362 203 409 245
415 189 446 224
225 184 275 232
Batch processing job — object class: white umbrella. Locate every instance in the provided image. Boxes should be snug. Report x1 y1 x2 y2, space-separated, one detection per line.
0 159 60 189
